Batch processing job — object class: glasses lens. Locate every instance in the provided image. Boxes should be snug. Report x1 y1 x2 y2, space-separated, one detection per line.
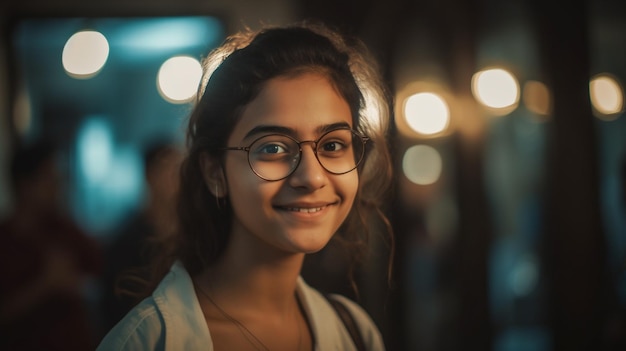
245 129 367 181
248 134 300 180
316 129 364 174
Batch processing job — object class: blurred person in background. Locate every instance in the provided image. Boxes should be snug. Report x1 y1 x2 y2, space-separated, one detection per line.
100 141 182 332
0 139 103 350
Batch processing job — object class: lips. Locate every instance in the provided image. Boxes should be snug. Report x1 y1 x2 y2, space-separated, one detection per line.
282 206 325 213
274 201 336 213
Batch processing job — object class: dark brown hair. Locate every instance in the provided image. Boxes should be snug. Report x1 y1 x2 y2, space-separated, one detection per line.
141 22 394 296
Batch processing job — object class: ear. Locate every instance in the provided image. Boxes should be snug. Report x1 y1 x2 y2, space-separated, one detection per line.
199 152 227 198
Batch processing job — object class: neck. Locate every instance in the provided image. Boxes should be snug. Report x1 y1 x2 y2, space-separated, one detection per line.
195 236 305 315
192 227 313 351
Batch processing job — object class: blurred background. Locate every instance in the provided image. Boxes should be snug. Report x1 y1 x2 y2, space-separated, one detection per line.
0 0 624 350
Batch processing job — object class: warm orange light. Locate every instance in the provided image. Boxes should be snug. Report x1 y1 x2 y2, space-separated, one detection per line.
403 92 450 135
590 74 623 120
523 80 552 121
472 68 520 115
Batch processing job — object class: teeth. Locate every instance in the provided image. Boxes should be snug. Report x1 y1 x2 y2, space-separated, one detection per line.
285 207 323 213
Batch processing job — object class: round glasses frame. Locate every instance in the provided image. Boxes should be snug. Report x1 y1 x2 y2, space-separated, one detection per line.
221 127 370 181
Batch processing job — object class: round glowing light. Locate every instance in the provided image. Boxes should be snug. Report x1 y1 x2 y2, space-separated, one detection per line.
590 74 623 118
404 92 450 135
157 56 203 103
472 68 520 110
62 31 109 79
523 80 552 120
402 144 442 185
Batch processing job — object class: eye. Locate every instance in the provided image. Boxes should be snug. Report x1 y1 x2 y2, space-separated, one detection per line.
316 129 356 159
250 135 296 161
259 143 287 154
321 140 345 152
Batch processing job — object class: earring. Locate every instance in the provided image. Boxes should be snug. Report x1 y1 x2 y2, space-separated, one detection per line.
215 184 221 209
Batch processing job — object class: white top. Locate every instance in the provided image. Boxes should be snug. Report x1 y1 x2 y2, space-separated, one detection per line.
97 261 385 351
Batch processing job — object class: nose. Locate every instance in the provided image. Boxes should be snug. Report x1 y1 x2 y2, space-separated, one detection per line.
287 143 327 190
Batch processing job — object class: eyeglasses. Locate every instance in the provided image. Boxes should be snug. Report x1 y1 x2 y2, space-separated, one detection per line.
222 127 369 181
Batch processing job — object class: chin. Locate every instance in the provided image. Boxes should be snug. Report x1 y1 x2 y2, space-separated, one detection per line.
287 235 333 255
300 244 328 255
276 223 341 255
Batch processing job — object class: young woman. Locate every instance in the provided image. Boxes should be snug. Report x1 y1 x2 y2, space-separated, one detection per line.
98 22 393 351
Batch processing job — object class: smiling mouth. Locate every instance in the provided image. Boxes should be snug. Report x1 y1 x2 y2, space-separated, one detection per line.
281 206 325 213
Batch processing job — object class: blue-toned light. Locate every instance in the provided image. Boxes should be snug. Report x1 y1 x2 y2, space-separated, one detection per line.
103 146 144 199
77 118 113 182
509 254 539 297
112 17 223 52
73 122 145 234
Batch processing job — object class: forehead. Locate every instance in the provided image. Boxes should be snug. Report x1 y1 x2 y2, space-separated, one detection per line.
229 73 353 143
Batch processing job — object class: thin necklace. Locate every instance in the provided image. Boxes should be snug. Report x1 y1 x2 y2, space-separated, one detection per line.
197 285 304 351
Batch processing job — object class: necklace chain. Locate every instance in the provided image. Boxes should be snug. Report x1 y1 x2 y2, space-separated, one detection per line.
197 285 304 351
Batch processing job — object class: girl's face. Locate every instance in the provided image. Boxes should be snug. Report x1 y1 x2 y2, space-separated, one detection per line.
222 72 358 256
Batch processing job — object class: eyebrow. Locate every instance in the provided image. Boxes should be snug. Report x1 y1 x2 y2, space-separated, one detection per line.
243 121 352 141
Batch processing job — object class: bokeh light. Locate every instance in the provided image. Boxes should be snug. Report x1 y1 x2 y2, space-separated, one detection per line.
402 144 443 185
509 253 539 297
157 56 202 103
404 92 450 135
62 30 109 79
472 68 520 113
590 74 623 120
77 118 113 182
523 80 552 120
13 88 32 136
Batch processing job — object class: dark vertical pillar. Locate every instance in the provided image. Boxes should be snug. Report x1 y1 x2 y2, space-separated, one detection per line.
356 1 416 349
2 17 19 147
451 133 494 351
529 0 610 350
360 0 495 348
442 0 494 350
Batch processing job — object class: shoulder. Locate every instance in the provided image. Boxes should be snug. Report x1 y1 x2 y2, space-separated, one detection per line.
297 279 385 351
326 294 386 351
97 297 166 351
98 261 213 351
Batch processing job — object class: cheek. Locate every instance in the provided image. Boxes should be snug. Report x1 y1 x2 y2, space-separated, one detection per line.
339 173 359 205
225 159 255 197
224 159 274 213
